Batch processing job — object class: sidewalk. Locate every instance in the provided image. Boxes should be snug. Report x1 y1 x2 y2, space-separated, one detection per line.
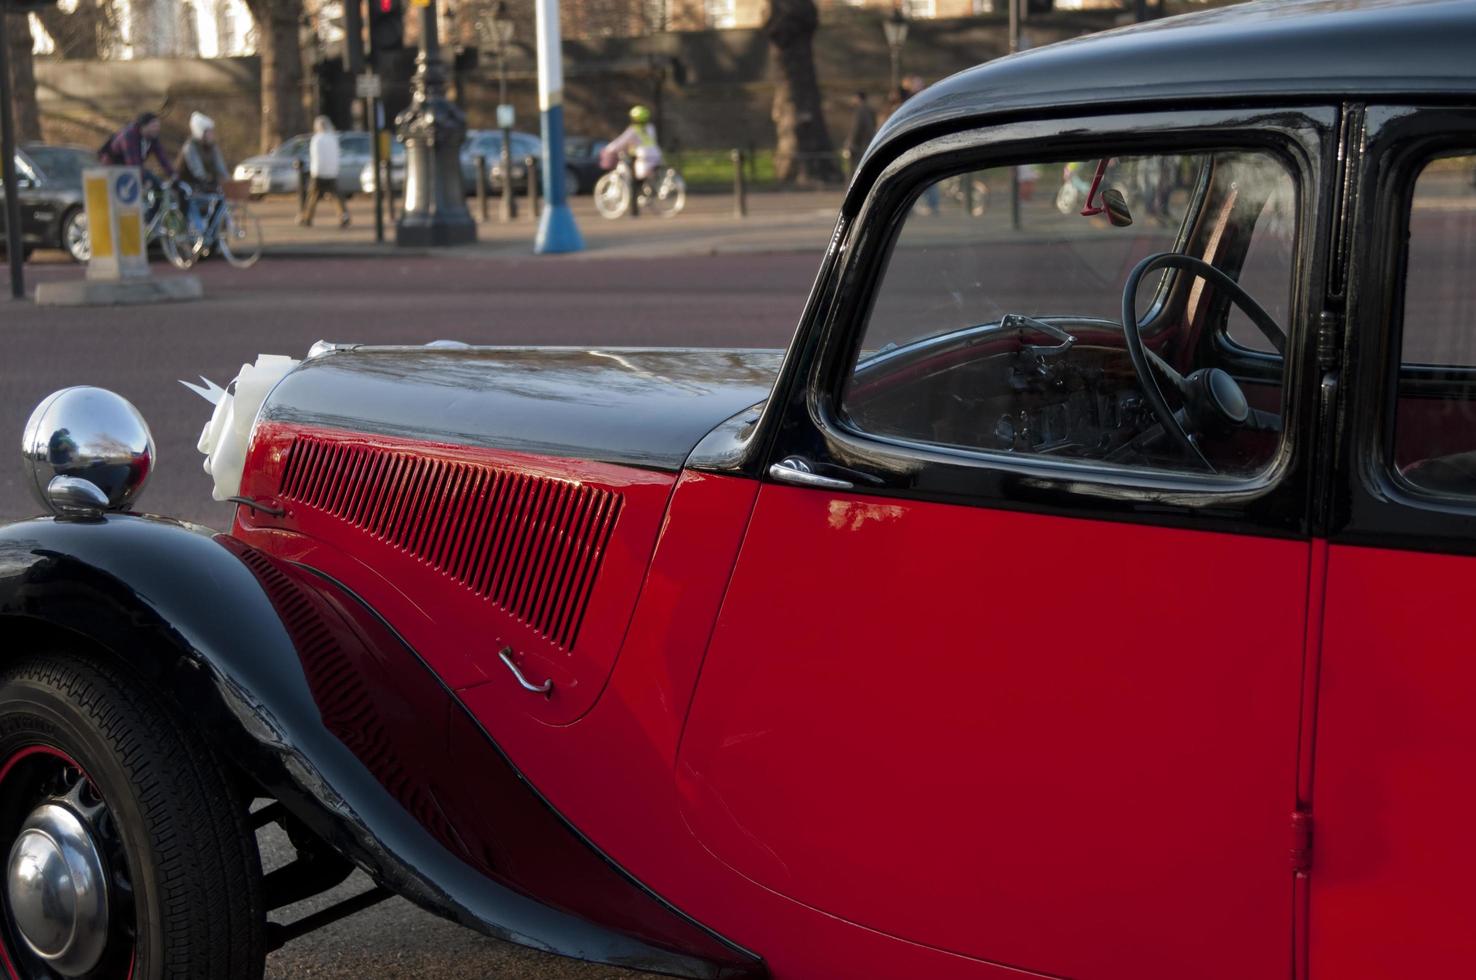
260 189 846 260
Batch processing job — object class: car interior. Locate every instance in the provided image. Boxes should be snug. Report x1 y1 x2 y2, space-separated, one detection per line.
843 148 1297 479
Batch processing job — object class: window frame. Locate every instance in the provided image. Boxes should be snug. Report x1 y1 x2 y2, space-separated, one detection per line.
1334 106 1476 552
764 105 1336 539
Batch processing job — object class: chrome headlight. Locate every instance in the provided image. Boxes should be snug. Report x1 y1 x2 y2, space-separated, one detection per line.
22 387 154 517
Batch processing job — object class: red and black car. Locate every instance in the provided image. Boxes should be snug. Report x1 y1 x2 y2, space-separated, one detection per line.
5 1 1476 977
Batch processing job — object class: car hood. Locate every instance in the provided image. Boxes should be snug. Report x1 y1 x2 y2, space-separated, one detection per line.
238 154 290 169
257 346 784 472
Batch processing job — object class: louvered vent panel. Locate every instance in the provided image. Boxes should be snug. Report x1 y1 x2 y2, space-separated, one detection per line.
278 436 622 651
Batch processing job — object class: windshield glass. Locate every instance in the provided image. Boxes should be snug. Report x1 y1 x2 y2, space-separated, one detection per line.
843 148 1296 478
275 136 309 158
24 147 89 185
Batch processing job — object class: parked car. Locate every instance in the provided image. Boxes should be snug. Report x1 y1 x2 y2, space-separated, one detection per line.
565 135 610 194
233 131 370 199
361 130 544 197
10 2 1476 978
357 136 406 195
0 144 91 262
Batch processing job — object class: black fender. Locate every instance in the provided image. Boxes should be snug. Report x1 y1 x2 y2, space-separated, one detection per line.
0 514 764 980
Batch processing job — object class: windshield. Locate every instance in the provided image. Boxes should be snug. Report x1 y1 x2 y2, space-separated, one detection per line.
23 147 89 185
843 148 1296 478
275 136 309 158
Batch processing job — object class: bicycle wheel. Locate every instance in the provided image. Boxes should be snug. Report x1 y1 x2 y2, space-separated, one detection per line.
594 172 630 219
962 177 989 217
159 209 196 270
642 169 686 218
218 204 263 269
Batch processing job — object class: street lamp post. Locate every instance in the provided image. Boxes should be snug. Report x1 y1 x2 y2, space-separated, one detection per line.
480 1 517 222
882 7 909 95
395 0 477 246
532 0 583 253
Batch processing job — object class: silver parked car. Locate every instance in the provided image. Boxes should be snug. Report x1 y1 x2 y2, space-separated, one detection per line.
234 132 372 199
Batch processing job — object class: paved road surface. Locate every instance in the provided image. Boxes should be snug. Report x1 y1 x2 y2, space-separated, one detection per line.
1 253 817 527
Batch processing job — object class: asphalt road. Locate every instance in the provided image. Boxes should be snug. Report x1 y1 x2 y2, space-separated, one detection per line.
0 251 818 979
0 253 816 527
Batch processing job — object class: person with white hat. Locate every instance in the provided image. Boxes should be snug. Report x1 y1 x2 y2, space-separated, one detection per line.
174 112 231 234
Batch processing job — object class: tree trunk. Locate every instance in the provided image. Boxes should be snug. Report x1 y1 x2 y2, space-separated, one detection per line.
6 13 41 143
244 0 309 153
765 0 838 186
36 0 107 59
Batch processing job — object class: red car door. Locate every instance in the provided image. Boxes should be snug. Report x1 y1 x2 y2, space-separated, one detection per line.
679 108 1338 979
1311 108 1476 979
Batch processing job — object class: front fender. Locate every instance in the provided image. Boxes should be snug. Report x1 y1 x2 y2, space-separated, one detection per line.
0 514 763 979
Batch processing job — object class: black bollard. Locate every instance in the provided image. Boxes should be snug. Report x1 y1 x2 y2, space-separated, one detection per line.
295 159 307 216
526 156 539 218
732 149 747 219
475 154 489 222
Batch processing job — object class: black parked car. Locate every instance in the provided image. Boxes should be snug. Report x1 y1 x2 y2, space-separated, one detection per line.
0 144 92 263
565 136 609 194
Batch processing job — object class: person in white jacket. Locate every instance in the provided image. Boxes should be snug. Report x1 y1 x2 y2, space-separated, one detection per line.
299 116 350 228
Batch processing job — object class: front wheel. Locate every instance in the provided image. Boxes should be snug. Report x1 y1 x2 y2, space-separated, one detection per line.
593 171 630 219
157 208 195 270
219 205 263 269
61 209 89 264
0 654 266 980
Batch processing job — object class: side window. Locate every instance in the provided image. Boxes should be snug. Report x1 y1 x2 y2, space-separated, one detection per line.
1390 152 1476 495
841 149 1296 478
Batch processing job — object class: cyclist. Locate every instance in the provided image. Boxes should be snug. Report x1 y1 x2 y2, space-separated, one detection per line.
599 105 663 201
99 111 175 220
98 111 175 180
173 112 231 235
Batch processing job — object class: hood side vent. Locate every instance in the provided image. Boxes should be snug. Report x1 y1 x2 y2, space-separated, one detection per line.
277 436 622 651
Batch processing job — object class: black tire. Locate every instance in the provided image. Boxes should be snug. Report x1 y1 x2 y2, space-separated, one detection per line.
0 654 265 980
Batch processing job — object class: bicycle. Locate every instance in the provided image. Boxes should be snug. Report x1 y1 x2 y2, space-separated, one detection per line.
175 179 263 269
594 159 686 219
941 174 989 216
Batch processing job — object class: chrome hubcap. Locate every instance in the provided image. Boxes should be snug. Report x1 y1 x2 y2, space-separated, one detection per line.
5 802 110 977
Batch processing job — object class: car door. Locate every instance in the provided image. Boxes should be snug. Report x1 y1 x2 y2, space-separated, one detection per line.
678 108 1337 979
1311 106 1476 979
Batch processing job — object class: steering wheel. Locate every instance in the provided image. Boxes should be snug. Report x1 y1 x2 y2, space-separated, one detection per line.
1120 252 1286 472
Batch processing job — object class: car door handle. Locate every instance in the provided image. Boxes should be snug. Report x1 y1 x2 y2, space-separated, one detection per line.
498 647 552 698
769 456 855 490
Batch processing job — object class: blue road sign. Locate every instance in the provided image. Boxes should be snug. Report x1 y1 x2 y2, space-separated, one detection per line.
114 171 140 206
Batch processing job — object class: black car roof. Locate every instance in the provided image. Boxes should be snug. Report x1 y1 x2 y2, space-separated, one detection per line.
869 0 1476 166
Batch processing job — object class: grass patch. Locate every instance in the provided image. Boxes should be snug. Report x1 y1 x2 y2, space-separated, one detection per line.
671 149 779 190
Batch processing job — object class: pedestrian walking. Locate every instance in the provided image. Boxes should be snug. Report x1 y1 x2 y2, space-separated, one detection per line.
299 117 350 229
845 92 877 167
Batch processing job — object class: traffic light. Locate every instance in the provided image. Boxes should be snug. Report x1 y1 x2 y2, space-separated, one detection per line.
368 0 404 54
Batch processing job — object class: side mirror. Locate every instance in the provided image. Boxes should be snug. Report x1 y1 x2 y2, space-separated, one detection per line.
1101 188 1133 227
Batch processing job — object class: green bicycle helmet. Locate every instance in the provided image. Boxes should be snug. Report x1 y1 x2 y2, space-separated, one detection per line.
629 105 652 125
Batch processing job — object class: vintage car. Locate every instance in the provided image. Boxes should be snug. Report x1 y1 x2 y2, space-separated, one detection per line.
4 1 1476 977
